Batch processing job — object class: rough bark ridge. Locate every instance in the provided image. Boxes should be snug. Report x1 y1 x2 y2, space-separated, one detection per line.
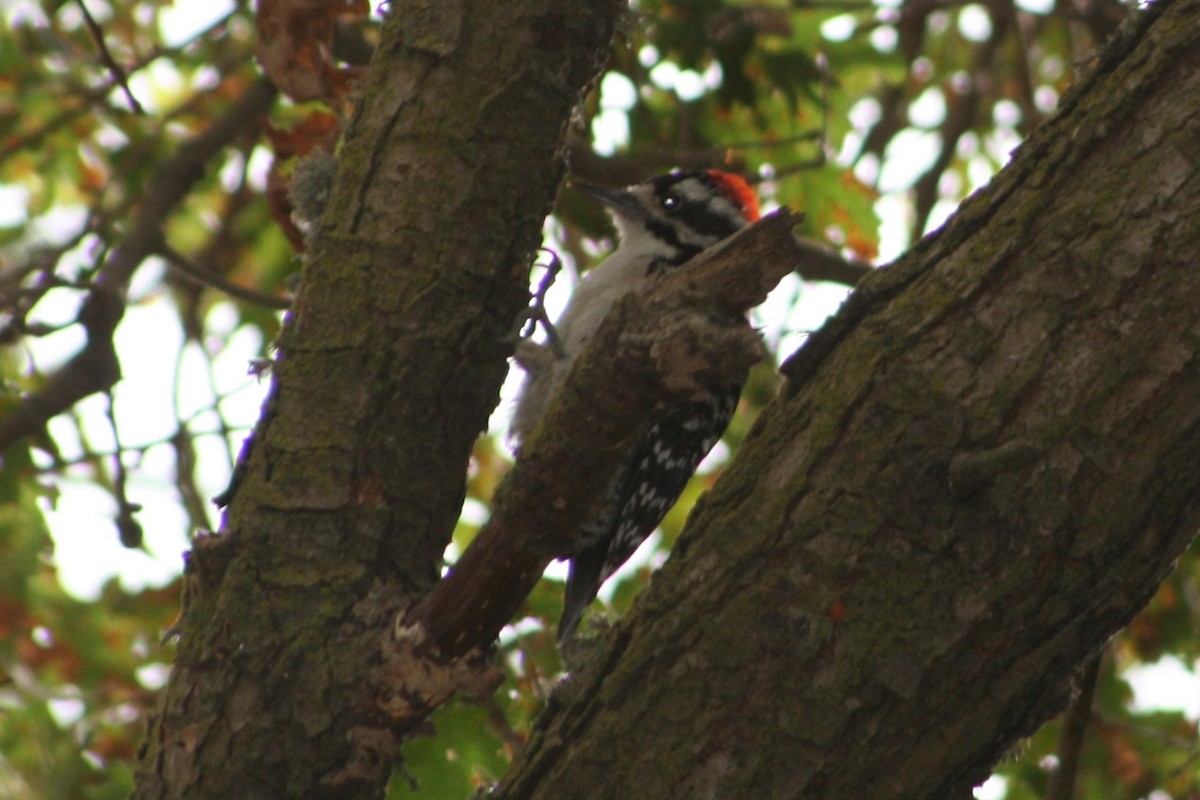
498 3 1200 798
132 3 620 798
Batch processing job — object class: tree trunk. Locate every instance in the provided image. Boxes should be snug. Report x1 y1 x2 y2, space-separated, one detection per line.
132 3 620 797
495 3 1200 798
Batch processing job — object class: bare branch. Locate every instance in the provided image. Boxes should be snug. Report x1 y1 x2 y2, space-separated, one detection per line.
75 0 145 115
0 78 277 454
1044 653 1103 800
793 235 872 285
0 8 239 168
158 241 292 310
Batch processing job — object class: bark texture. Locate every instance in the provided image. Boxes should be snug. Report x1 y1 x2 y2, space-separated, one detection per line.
497 4 1200 798
132 2 620 798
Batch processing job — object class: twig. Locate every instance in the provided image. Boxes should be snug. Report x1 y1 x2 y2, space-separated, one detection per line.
157 241 292 310
0 77 277 454
791 0 878 8
74 0 145 115
0 220 99 344
1044 651 1103 800
911 26 1002 237
1006 0 1044 135
567 132 824 193
105 391 144 548
0 9 238 167
32 418 252 472
793 236 872 285
1091 710 1199 750
171 423 213 535
765 155 827 180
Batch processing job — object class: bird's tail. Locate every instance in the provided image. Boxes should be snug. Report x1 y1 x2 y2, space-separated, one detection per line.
557 547 607 643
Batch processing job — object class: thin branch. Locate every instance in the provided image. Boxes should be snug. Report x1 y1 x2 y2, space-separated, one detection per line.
170 423 213 536
0 77 277 454
911 19 1005 237
0 215 100 344
1044 651 1102 800
74 0 144 115
1091 711 1200 751
0 9 239 168
765 154 827 180
567 132 824 191
32 419 251 472
104 391 144 548
793 235 873 285
791 0 878 8
1006 0 1044 135
157 241 292 310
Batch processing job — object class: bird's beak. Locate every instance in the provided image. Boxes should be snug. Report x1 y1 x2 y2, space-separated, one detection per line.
573 181 648 221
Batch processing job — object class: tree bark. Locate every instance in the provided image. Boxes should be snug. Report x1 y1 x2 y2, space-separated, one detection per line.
495 3 1200 798
132 3 620 798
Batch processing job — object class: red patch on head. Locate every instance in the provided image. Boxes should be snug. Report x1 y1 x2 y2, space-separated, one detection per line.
706 169 761 222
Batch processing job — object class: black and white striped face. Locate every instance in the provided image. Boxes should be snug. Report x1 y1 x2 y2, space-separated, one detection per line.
577 170 761 269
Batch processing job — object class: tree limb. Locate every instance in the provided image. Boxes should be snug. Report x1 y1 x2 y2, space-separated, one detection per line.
495 2 1200 797
133 2 624 795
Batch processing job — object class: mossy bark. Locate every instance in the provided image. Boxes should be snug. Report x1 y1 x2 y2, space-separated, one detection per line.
496 3 1200 798
132 3 619 798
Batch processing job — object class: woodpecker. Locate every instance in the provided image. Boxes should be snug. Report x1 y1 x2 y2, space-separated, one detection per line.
511 169 761 643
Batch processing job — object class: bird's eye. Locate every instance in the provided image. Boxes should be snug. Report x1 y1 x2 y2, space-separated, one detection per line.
661 192 682 211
